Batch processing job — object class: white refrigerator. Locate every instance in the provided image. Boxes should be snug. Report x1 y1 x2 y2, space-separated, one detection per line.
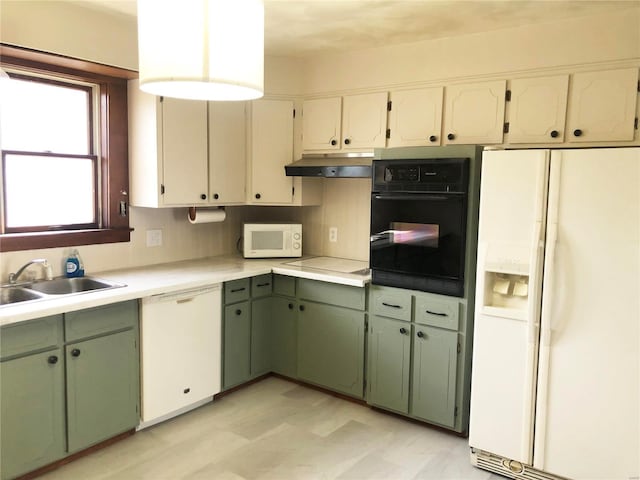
469 148 639 480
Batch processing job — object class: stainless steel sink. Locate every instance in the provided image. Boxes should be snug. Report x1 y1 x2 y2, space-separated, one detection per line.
0 287 45 306
26 277 124 295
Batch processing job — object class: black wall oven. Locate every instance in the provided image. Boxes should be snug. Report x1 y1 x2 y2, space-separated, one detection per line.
370 157 470 297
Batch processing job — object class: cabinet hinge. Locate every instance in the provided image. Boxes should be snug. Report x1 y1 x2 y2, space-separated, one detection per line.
503 122 510 134
457 342 461 354
387 100 392 111
637 80 640 92
292 186 295 196
505 90 511 101
160 184 165 195
293 108 296 118
454 406 458 417
635 117 638 130
386 128 391 139
159 96 164 103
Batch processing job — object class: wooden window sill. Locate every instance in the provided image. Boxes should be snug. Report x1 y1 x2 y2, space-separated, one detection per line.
0 229 133 252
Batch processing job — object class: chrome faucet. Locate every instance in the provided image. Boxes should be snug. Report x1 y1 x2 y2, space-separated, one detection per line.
8 259 53 284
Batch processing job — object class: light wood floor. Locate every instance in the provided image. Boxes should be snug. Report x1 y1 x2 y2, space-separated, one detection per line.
40 377 505 480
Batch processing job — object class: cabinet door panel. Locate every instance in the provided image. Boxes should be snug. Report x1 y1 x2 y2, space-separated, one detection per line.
1 349 65 479
368 316 411 414
66 330 138 453
388 87 443 147
443 80 506 145
209 101 247 204
271 297 297 378
250 297 272 377
302 97 342 151
297 302 365 398
223 302 251 388
411 326 458 428
566 68 638 142
161 97 209 205
508 75 568 144
342 92 388 149
250 99 294 204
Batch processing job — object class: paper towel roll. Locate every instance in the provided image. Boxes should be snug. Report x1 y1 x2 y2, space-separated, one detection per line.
188 207 226 224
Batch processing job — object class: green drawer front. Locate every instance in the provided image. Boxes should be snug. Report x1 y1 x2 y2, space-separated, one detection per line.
251 274 273 298
224 278 250 304
1 315 63 360
414 294 459 331
370 286 412 321
273 274 296 297
65 300 137 342
298 278 365 310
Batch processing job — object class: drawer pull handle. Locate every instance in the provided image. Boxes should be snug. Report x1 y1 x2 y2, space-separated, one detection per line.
417 331 425 339
256 283 271 287
426 310 447 317
71 348 81 357
382 302 402 309
47 355 59 365
230 287 246 293
399 327 407 335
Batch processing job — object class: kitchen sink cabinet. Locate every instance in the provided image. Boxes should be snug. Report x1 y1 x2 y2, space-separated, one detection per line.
387 87 444 147
442 80 507 145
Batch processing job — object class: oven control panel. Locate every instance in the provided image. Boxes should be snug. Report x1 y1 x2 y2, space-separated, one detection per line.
373 157 469 193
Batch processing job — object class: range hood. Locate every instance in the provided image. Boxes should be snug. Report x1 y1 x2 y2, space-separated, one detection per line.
285 152 374 178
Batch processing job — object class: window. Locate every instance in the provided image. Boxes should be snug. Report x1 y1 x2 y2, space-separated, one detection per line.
0 45 136 252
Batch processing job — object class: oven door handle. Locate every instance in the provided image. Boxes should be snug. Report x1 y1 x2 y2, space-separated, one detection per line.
373 194 455 201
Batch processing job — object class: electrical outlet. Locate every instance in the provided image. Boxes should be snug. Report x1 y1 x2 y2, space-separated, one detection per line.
329 227 338 243
146 229 163 247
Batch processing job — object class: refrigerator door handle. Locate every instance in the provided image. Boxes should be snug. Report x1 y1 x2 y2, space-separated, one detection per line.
527 220 544 344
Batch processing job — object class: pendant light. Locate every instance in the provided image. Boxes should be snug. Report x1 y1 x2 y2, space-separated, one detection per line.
137 0 264 101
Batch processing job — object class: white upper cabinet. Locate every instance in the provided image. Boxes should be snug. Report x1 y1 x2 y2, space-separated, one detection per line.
249 99 294 204
302 97 342 151
507 75 569 144
302 92 388 151
442 80 507 145
566 68 639 143
342 92 389 149
387 87 444 147
208 101 247 205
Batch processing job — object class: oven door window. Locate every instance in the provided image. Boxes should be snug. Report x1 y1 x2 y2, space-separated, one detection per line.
370 194 466 280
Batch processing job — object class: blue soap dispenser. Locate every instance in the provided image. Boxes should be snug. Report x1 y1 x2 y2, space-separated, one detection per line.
65 249 85 278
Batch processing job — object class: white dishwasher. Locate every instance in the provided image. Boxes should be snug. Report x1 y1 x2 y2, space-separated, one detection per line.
140 284 221 428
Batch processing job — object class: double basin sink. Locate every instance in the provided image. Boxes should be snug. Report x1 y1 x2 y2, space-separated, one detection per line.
0 277 125 307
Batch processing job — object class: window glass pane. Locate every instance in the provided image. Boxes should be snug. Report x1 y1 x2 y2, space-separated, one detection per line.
0 76 90 154
4 154 96 228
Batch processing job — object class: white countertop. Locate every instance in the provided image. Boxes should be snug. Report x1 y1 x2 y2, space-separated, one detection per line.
1 255 370 326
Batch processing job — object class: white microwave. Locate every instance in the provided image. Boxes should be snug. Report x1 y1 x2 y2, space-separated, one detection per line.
243 223 302 258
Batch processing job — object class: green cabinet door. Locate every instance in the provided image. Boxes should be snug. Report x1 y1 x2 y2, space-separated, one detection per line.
66 329 139 453
297 302 365 398
0 349 66 480
411 325 458 428
367 316 411 414
271 297 297 378
250 296 272 378
223 301 250 389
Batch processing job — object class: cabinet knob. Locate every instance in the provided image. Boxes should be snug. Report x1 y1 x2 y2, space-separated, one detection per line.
288 303 294 310
255 193 261 199
399 327 407 335
47 355 59 364
573 129 583 137
416 331 425 339
235 309 242 315
71 348 81 357
330 139 337 146
299 305 305 311
447 133 455 141
213 193 219 200
200 194 207 200
429 135 437 142
550 130 559 138
344 138 351 145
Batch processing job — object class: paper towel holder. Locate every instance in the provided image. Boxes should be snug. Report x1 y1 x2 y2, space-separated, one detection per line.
188 206 226 224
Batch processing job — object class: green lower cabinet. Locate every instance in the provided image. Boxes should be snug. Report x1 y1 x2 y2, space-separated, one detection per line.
367 316 411 414
0 349 66 480
65 329 139 453
411 325 458 428
271 297 297 378
223 301 251 389
250 297 272 378
297 302 365 398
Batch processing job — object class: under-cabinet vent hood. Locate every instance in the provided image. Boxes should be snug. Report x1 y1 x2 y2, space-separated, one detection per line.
285 152 374 178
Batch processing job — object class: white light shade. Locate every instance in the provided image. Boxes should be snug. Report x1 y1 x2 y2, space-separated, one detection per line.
138 0 264 101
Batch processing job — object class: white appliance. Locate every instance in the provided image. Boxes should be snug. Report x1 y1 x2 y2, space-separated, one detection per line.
243 222 302 258
469 148 639 480
140 285 221 428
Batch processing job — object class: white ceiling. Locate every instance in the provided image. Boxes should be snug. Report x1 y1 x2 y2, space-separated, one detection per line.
77 0 639 57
